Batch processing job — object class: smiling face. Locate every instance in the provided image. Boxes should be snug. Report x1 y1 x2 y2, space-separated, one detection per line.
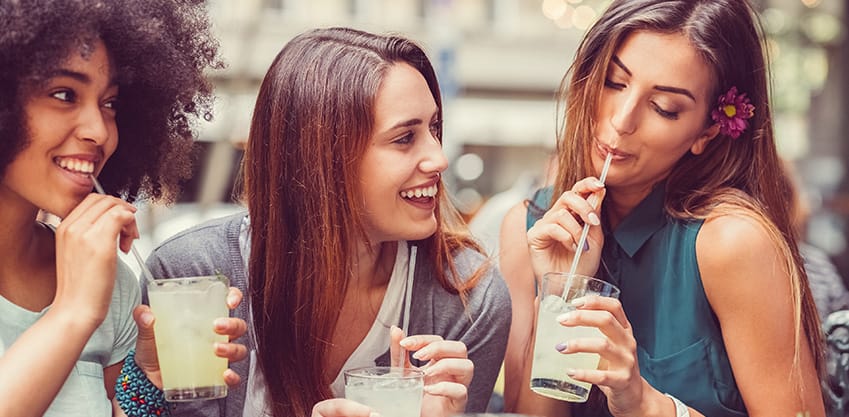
592 30 719 198
1 39 119 218
358 63 448 244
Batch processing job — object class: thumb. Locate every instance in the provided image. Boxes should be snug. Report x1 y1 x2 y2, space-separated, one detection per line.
132 305 161 379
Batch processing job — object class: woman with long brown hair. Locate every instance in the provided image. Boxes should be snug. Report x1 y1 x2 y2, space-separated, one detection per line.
143 27 511 417
500 0 825 416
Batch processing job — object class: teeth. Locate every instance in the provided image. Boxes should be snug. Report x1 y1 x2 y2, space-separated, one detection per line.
56 157 95 174
401 185 438 199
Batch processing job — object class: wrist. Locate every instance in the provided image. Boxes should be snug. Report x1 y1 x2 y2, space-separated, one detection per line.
619 382 674 417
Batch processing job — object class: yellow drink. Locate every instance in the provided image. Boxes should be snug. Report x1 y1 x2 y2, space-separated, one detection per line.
530 273 619 403
531 295 602 402
148 275 229 402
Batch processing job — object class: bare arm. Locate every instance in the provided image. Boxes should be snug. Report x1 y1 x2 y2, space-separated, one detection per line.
499 202 570 417
697 213 825 417
0 308 102 417
0 195 138 416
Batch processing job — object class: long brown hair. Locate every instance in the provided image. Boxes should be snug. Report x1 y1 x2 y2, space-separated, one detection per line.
241 27 483 416
554 0 822 388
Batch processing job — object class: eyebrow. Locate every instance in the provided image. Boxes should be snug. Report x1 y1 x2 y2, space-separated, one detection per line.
386 110 440 131
388 118 424 130
49 69 118 86
611 55 696 102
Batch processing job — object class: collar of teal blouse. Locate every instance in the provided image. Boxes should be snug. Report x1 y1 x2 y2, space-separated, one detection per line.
607 182 667 258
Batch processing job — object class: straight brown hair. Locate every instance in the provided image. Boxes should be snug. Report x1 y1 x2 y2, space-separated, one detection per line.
240 27 485 416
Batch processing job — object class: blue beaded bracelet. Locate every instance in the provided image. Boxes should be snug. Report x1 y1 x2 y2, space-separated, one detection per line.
115 349 171 417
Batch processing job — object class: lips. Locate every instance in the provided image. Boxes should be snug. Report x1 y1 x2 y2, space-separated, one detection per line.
595 141 630 161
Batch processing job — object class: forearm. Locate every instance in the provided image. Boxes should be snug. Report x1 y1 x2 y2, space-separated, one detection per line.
0 306 100 416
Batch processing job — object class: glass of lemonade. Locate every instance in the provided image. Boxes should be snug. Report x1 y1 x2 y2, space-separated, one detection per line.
530 272 620 402
147 275 229 402
344 366 424 417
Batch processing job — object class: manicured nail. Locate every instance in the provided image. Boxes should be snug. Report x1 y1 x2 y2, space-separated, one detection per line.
214 318 228 330
571 297 586 308
141 312 154 327
227 293 239 307
588 212 600 226
399 338 413 348
583 240 590 252
594 180 605 187
566 368 578 377
556 312 574 323
571 242 578 251
555 342 568 352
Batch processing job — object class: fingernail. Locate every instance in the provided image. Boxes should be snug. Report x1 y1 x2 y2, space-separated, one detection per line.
214 318 228 330
556 312 574 323
588 212 600 226
412 350 426 360
566 368 578 377
571 242 578 251
583 240 590 252
370 413 382 417
571 297 586 308
399 338 412 348
227 293 239 307
141 312 154 326
555 342 568 352
594 180 605 187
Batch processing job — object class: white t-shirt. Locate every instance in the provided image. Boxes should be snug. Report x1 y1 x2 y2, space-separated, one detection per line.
0 259 139 417
239 217 414 416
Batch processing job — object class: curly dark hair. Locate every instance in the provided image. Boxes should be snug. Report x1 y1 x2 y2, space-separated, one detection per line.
0 0 223 202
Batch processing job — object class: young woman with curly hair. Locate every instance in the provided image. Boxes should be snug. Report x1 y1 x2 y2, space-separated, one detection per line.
0 1 246 416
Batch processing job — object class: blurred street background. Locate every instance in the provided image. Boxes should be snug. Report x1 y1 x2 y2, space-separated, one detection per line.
128 0 849 285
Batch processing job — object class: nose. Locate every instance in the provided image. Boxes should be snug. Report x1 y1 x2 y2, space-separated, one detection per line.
609 93 638 137
419 134 449 175
75 102 110 145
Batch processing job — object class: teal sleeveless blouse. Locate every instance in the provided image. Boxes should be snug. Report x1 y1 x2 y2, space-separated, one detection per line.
526 184 747 416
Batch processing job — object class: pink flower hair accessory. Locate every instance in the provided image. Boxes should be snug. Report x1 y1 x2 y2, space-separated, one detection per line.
711 86 755 139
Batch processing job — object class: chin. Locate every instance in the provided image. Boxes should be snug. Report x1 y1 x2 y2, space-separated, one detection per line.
403 222 438 242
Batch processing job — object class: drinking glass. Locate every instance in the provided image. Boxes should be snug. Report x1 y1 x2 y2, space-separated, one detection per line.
530 272 620 402
147 275 229 401
344 366 424 417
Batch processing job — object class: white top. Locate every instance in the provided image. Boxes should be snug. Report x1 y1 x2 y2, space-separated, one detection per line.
0 259 139 417
240 217 414 416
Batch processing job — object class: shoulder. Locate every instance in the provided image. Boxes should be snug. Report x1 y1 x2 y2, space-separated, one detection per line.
451 247 512 312
149 212 246 266
146 211 247 279
696 208 789 309
696 209 780 271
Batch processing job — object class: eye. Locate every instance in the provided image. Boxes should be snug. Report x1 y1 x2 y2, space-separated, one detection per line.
429 120 441 139
651 102 679 120
103 97 118 111
50 89 76 102
393 132 414 145
604 79 625 90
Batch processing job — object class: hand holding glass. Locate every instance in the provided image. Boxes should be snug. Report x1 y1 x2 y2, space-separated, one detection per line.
344 366 424 417
147 275 230 402
530 272 620 402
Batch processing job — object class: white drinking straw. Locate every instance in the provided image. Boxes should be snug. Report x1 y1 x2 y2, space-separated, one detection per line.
90 175 156 284
565 152 613 282
399 244 417 367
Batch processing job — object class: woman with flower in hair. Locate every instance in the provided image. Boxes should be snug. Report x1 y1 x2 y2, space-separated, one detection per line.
499 0 825 416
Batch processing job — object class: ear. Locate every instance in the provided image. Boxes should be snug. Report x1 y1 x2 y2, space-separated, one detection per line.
691 123 721 155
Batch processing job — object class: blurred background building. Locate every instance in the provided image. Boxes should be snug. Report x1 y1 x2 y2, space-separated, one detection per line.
129 0 849 284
